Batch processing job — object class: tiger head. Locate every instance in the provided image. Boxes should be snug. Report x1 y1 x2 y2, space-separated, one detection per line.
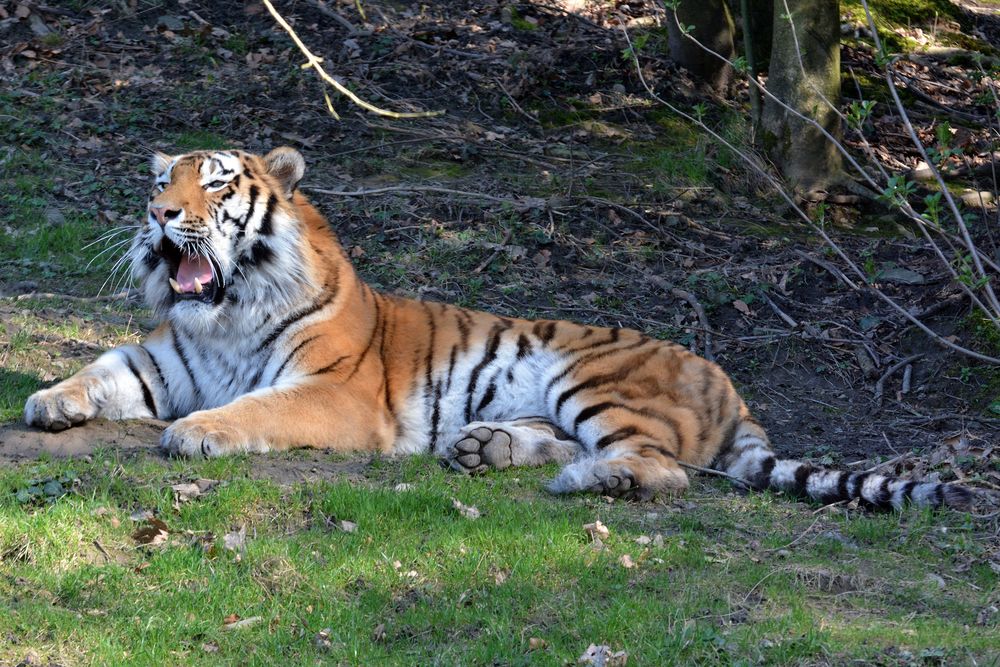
129 147 316 332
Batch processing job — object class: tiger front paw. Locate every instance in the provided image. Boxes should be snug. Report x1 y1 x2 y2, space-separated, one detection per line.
159 412 269 458
24 377 105 431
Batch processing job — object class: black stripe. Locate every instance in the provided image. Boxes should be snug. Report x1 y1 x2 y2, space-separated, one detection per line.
421 302 441 449
554 348 658 416
257 293 334 353
258 194 277 235
241 240 274 266
875 477 892 506
516 334 532 359
169 324 202 403
753 455 776 490
138 345 167 392
545 338 649 399
242 185 260 228
314 355 350 375
476 381 497 414
595 426 645 449
271 334 320 383
836 471 851 501
791 464 813 497
124 354 157 417
464 323 511 421
640 443 677 460
344 296 383 382
900 480 918 505
850 471 872 499
533 321 556 346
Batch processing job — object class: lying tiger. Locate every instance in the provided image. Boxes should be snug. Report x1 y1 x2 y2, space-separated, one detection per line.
24 147 973 510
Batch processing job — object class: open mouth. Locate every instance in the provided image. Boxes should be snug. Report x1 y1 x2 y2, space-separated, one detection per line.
156 237 225 305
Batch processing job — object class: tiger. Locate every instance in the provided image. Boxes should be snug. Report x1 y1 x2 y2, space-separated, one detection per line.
23 147 974 510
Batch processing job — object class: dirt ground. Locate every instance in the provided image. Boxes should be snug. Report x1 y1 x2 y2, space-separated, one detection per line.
1 0 999 485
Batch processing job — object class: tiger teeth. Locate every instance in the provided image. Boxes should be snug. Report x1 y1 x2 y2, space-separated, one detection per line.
193 278 203 294
169 278 182 294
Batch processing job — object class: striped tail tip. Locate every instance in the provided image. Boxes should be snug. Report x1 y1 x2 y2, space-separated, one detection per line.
731 454 977 511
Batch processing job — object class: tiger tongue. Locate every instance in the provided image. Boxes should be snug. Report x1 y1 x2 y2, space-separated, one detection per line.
175 255 213 293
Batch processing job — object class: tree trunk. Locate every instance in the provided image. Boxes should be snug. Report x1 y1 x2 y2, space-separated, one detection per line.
759 0 842 192
666 0 736 94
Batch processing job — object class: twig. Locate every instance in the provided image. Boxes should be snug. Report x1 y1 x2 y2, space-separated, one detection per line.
2 290 136 303
764 516 821 552
307 184 543 208
93 539 111 563
760 291 798 328
794 250 859 291
678 461 751 491
901 364 913 394
863 452 908 474
874 354 924 407
670 288 714 361
305 0 362 35
494 78 540 125
262 0 441 119
474 228 514 274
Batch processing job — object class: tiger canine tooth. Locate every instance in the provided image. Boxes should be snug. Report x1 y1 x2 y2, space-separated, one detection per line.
169 278 182 293
193 278 203 294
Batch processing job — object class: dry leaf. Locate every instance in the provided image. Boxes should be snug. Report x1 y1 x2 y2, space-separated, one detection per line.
619 554 636 569
171 482 201 503
452 498 481 520
223 615 262 631
337 519 357 533
131 518 169 546
529 637 547 650
578 643 628 666
223 525 246 558
583 520 609 541
732 299 751 316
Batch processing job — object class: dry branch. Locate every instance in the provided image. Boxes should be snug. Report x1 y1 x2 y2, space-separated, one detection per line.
262 0 441 119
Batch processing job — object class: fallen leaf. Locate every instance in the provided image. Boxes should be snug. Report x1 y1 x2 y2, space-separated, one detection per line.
619 554 636 569
452 498 481 520
336 519 357 533
223 615 262 631
529 637 547 650
578 643 628 666
131 518 169 546
314 628 333 651
171 482 202 503
583 520 609 541
223 525 246 558
732 299 751 316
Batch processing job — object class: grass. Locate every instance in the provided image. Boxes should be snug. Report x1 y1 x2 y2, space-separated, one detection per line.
1 452 996 665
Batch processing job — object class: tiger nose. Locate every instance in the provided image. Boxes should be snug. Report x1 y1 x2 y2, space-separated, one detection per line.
149 205 182 227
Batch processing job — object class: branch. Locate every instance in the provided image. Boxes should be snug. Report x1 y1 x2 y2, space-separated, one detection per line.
262 0 442 119
620 25 1000 365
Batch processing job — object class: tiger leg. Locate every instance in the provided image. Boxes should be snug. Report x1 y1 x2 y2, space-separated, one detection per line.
25 344 164 430
442 418 581 474
548 411 691 501
160 380 394 457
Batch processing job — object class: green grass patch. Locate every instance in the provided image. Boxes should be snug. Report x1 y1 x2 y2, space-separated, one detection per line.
0 453 995 665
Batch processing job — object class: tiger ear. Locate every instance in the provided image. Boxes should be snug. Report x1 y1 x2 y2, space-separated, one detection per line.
264 147 305 199
150 151 173 177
